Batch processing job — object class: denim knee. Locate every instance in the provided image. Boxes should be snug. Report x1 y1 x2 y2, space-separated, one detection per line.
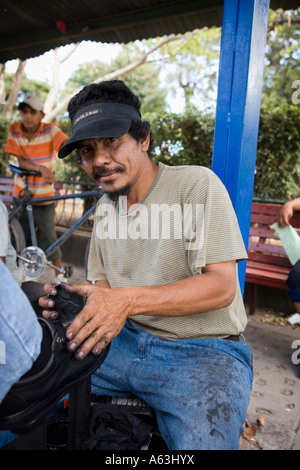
287 259 300 289
288 288 300 303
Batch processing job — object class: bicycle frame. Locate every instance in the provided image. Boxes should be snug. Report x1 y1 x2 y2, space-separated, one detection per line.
9 189 103 259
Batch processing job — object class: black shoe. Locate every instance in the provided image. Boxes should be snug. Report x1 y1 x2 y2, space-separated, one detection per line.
0 317 110 434
48 283 86 325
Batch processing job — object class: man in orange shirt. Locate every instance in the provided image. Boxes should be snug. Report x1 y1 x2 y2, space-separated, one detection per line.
5 95 69 280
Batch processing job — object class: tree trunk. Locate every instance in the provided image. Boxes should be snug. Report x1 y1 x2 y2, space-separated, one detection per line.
3 59 26 119
43 43 79 116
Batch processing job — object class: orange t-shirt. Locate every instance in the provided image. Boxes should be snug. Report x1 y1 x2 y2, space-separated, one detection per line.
5 121 68 205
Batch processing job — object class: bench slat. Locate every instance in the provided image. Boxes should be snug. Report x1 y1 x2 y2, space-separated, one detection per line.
251 213 276 225
0 194 13 201
249 226 279 238
246 201 300 314
248 250 292 267
248 240 287 256
0 178 14 200
245 275 289 289
0 177 14 183
251 202 282 214
246 260 290 274
0 185 13 192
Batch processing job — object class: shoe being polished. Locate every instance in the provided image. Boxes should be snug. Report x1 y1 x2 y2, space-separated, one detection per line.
0 288 110 433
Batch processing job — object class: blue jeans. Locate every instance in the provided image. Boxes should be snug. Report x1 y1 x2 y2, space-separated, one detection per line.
0 261 43 447
287 259 300 302
0 262 42 402
91 321 253 450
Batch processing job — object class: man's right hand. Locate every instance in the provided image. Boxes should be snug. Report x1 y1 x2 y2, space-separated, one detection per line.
275 201 294 227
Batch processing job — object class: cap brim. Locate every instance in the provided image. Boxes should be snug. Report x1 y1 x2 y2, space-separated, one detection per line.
58 118 131 159
18 103 44 113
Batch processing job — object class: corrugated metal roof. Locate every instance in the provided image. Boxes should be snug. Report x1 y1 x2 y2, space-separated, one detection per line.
0 0 298 62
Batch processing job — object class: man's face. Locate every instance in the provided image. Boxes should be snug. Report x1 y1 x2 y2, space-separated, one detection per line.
19 105 43 132
77 133 149 199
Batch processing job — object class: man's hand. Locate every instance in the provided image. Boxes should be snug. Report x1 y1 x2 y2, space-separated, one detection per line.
39 165 56 184
39 282 60 320
39 282 133 360
275 202 294 227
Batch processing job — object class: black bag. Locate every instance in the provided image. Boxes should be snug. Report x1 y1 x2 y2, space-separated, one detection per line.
82 397 157 450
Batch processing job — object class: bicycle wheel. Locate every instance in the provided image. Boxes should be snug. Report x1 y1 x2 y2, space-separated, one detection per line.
9 217 26 254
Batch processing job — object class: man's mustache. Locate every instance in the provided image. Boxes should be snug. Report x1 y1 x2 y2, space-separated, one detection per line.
93 166 124 179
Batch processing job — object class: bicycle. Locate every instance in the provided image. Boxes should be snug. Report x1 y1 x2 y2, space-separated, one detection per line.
8 163 103 280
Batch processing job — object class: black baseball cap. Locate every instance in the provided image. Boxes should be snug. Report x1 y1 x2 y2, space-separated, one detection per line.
58 102 141 159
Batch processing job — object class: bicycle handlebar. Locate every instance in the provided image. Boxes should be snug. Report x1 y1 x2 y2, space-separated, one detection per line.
9 163 41 177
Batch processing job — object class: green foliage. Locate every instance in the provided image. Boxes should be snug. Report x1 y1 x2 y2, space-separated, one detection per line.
148 104 300 202
160 28 221 111
3 72 50 112
53 118 74 181
0 117 12 175
122 66 167 117
56 117 71 136
254 102 300 200
263 8 300 105
18 78 50 103
149 108 214 168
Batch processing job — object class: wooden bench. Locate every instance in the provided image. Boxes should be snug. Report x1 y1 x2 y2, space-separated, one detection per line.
0 176 14 209
0 176 63 209
245 201 300 315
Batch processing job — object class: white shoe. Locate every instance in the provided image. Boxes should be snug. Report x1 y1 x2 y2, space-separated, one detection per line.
54 272 69 284
23 275 38 283
287 313 300 325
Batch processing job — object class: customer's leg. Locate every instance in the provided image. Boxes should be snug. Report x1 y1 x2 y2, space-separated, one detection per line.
0 263 42 402
0 262 43 447
287 259 300 313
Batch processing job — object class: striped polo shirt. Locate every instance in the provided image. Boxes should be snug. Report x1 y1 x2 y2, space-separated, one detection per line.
5 121 68 205
88 163 248 340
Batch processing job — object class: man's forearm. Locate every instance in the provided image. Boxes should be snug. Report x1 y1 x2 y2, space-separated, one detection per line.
126 261 236 318
16 156 40 172
16 156 56 184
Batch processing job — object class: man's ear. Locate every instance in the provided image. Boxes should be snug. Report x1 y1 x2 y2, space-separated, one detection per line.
140 133 150 152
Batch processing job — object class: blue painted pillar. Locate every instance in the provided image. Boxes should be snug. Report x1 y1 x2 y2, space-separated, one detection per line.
211 0 270 294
